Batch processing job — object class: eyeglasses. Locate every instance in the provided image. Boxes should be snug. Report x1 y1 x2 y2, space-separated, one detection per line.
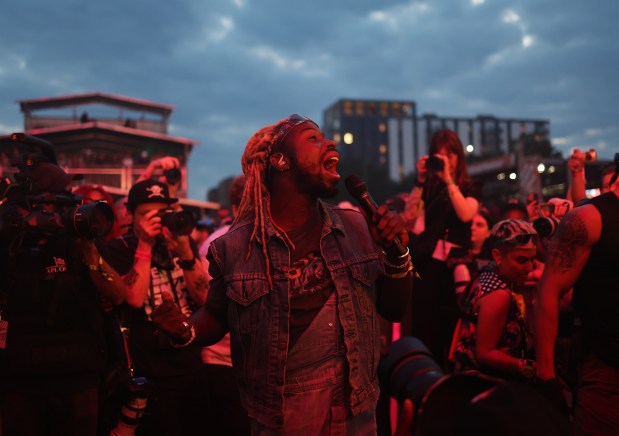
500 233 538 246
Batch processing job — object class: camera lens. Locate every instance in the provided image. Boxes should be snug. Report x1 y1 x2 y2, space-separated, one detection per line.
65 201 115 239
159 210 196 236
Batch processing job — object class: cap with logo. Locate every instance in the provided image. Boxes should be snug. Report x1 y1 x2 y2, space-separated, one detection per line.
126 179 178 211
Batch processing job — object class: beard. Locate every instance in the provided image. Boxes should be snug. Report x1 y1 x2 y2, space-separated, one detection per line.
289 163 339 199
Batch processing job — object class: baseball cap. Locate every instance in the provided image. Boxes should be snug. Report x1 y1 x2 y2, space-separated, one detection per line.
30 162 82 193
126 179 178 211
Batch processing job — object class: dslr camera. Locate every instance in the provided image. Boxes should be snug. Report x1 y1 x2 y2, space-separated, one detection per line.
425 155 444 172
0 134 115 252
153 167 181 185
157 208 196 237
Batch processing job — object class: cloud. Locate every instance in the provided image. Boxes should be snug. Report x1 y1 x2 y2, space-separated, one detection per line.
0 0 618 199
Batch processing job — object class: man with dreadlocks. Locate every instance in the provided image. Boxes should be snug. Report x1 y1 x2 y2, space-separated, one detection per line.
152 114 413 433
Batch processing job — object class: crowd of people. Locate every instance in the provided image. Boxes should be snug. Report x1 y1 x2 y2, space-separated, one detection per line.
0 117 617 435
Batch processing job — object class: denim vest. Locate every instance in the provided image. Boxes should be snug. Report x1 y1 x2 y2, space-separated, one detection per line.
207 201 383 428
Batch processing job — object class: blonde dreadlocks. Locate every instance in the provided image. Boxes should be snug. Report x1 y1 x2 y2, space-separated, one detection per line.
235 114 316 288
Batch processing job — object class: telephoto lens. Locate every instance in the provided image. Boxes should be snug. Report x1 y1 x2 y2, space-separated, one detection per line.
63 201 115 239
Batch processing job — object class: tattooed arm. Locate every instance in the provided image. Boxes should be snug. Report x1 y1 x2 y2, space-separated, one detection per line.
180 259 208 306
534 205 601 379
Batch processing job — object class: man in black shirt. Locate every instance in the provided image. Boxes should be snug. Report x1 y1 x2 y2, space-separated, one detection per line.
536 157 619 434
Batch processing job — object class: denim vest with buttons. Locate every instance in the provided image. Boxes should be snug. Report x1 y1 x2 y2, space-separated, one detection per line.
207 201 384 428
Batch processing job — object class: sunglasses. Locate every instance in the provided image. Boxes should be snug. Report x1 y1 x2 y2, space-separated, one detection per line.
500 233 538 246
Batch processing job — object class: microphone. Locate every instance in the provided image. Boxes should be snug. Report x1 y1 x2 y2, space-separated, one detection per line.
345 174 408 257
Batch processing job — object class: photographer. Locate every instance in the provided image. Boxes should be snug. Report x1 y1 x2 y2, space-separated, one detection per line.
0 161 125 436
401 128 480 368
98 179 209 435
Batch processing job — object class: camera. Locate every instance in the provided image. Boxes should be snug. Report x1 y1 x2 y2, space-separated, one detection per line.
0 134 115 250
110 376 152 436
532 216 561 239
425 156 444 172
378 337 444 408
157 208 196 237
572 148 597 164
153 167 181 185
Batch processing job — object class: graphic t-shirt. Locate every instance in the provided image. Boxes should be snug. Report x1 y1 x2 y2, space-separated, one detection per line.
288 251 335 348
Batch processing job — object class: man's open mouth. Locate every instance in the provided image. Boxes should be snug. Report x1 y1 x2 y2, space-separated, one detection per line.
323 155 339 173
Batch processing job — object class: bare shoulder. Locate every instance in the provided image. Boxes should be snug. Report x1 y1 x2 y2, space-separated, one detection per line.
545 204 601 272
557 204 601 245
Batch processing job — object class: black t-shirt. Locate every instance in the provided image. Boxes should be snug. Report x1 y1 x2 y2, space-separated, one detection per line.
411 178 482 262
573 192 619 369
99 233 203 378
0 234 106 392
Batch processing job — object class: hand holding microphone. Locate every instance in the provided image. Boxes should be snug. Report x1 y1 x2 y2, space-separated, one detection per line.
345 175 408 254
345 175 419 278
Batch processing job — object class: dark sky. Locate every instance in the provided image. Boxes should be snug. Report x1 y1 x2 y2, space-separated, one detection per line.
1 0 617 199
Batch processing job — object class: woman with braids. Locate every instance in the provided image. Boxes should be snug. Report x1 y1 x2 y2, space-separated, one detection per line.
151 114 413 433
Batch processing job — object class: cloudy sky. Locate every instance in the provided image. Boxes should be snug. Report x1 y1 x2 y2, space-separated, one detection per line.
1 0 617 199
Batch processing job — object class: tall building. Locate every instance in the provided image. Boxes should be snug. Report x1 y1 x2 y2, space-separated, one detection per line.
322 99 417 182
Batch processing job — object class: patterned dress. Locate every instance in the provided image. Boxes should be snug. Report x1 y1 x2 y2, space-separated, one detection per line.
454 263 530 375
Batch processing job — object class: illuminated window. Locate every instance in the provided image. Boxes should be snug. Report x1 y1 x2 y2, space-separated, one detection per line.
402 104 412 116
378 123 386 133
333 133 341 144
379 144 387 154
380 103 389 117
355 101 365 116
391 102 401 114
343 101 353 116
343 133 354 145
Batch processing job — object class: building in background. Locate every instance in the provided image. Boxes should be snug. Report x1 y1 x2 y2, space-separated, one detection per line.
322 98 575 206
0 92 218 212
323 99 417 184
